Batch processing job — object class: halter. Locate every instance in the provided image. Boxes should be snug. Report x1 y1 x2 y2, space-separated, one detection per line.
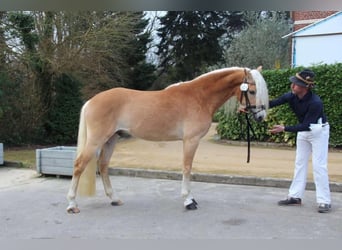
239 68 266 114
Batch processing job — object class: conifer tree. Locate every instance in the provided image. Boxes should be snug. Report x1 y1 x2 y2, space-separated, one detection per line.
156 11 245 83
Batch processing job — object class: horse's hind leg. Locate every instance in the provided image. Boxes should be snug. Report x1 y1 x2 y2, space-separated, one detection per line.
67 145 98 213
98 134 123 206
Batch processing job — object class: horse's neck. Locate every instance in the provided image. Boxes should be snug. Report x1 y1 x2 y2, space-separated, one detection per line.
195 69 243 114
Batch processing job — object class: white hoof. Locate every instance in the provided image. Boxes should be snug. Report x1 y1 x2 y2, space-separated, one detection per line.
184 198 198 210
67 205 80 214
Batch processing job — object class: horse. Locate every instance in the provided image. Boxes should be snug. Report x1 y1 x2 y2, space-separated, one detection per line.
66 66 269 213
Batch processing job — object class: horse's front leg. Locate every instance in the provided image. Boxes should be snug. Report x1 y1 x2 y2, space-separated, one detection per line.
182 137 200 210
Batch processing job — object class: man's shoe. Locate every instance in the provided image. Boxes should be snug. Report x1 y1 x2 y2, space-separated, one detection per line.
318 203 331 213
278 197 302 206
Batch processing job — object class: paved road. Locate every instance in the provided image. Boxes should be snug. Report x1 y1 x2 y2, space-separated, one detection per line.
1 167 342 239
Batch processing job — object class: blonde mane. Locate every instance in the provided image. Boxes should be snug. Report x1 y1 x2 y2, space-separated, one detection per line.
250 69 269 111
165 81 186 89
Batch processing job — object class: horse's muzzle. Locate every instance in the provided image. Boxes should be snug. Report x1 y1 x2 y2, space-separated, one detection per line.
252 109 267 122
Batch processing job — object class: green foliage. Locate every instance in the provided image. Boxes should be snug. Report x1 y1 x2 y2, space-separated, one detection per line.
43 74 83 144
121 12 156 90
8 12 39 51
224 12 291 70
312 64 342 147
216 109 271 142
156 11 244 83
0 73 13 142
0 71 44 145
216 63 342 147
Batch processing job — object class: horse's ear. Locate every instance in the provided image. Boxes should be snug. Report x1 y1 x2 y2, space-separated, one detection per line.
257 66 262 72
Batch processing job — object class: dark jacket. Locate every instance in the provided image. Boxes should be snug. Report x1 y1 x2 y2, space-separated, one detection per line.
269 91 327 132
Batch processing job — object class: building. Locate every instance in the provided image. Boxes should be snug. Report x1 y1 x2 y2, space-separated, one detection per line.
291 11 338 31
284 11 342 67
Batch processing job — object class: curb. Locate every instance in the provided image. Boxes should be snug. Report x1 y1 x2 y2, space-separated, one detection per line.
2 161 24 168
108 167 342 193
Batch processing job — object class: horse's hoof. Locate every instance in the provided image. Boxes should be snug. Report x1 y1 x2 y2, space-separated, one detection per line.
67 207 80 214
184 198 198 210
185 199 198 210
111 200 124 206
186 202 198 210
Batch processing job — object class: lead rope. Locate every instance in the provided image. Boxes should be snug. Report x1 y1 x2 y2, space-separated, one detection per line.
245 113 256 163
241 89 254 163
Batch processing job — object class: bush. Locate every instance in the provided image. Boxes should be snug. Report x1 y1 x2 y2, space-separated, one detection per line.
0 72 45 145
43 74 83 144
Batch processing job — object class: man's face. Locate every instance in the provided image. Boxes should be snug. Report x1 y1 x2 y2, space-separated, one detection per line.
291 83 308 96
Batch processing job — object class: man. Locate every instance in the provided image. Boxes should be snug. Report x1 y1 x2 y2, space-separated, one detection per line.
269 68 331 213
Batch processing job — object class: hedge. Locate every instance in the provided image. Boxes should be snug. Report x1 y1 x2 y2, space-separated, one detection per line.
216 63 342 147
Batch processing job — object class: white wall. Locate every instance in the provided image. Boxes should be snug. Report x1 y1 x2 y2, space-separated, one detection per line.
0 143 3 165
293 34 342 67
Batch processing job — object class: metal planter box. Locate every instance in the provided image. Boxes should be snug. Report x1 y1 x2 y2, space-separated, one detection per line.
0 143 3 165
36 146 77 176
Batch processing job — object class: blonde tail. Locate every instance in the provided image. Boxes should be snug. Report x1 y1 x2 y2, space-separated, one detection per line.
77 102 97 196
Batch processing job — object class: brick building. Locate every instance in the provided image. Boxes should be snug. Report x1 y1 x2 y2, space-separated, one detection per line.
284 11 342 67
291 11 338 31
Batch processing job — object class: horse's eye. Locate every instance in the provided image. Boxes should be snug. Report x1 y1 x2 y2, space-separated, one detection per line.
249 90 256 95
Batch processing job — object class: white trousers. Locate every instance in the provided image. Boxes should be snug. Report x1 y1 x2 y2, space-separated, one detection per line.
288 124 331 204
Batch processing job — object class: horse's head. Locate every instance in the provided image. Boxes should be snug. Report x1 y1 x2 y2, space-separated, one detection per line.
238 67 269 122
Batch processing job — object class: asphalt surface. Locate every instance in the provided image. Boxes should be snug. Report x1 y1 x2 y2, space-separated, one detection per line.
1 167 342 239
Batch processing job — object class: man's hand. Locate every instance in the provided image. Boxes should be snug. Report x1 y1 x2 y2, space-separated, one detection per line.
269 125 285 134
237 105 248 113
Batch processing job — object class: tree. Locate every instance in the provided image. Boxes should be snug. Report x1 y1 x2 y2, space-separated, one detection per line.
32 11 147 99
224 11 291 69
44 74 83 144
0 12 8 120
0 12 9 71
119 12 156 90
155 11 245 85
0 11 156 145
1 12 46 144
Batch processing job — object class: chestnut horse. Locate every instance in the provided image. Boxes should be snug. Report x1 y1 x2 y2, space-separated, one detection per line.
66 66 268 213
